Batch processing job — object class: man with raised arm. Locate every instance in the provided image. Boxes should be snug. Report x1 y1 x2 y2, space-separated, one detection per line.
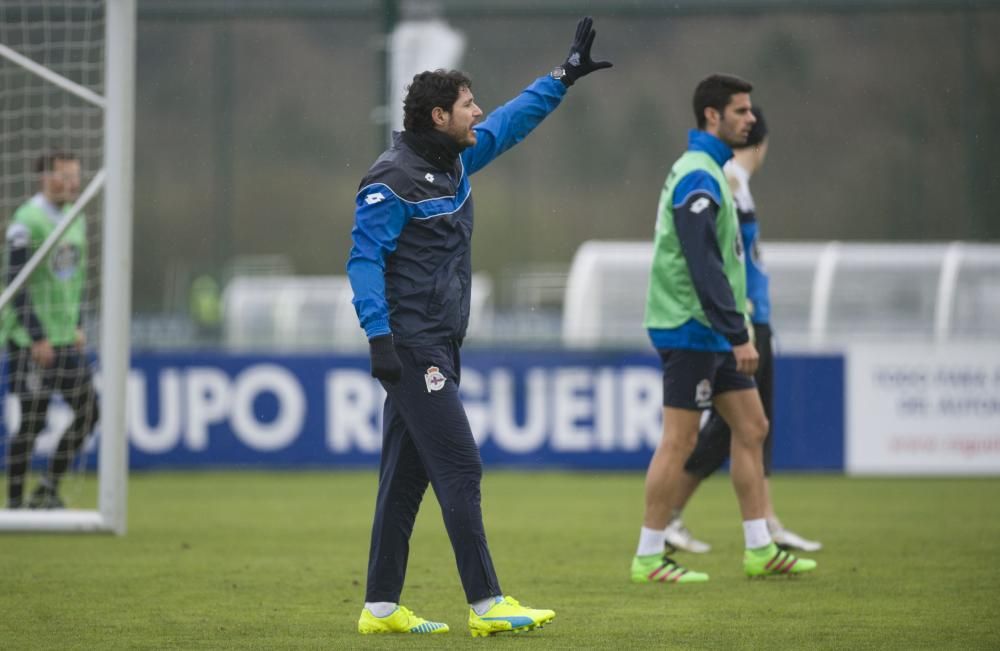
347 17 610 637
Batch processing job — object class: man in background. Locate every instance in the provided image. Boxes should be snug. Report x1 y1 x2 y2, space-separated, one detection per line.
662 106 823 555
3 151 99 510
633 76 816 584
347 17 611 636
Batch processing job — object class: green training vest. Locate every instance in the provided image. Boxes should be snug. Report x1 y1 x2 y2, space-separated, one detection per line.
1 198 87 347
644 150 746 330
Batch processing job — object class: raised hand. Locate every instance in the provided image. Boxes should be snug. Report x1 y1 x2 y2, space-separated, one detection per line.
560 16 613 86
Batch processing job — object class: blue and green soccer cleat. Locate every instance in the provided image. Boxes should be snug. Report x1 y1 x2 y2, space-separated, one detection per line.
468 596 555 637
631 552 709 584
744 542 817 577
357 605 449 635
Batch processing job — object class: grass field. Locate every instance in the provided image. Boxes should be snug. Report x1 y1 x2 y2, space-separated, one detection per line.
2 471 999 649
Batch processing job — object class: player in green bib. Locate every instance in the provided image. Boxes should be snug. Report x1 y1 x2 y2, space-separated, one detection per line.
630 76 816 583
2 152 99 509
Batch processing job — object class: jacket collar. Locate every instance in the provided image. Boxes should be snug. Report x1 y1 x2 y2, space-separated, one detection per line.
687 129 733 168
401 128 464 171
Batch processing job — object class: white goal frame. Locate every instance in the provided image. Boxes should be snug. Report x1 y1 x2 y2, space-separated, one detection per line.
0 0 134 534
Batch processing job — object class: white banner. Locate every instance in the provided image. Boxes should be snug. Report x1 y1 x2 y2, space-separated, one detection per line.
847 344 1000 475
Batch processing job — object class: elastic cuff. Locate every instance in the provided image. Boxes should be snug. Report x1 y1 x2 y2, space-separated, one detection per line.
368 333 394 353
364 318 391 340
726 329 750 346
27 325 45 342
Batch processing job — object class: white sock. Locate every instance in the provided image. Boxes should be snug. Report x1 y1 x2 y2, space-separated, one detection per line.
636 526 666 556
743 518 772 549
471 595 501 616
364 602 397 618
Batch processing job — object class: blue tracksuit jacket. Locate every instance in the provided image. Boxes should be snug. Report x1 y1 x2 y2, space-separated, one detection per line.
347 75 566 346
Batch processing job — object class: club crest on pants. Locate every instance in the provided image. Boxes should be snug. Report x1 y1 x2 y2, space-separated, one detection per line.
695 378 713 407
424 366 446 393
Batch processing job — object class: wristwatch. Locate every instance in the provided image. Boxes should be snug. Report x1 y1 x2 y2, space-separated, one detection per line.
549 66 567 81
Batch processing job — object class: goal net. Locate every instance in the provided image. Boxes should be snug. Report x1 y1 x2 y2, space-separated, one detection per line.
0 0 133 533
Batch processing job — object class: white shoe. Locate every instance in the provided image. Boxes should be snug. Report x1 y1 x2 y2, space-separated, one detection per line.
769 525 822 552
664 518 711 554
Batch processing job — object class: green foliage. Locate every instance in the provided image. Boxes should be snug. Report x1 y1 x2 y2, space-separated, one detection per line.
2 472 999 649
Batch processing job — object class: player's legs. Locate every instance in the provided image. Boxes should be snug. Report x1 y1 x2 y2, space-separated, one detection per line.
386 343 501 604
669 333 767 551
365 395 430 603
665 409 731 551
632 350 720 583
43 348 100 495
685 410 732 481
5 345 52 508
751 325 822 551
639 406 717 563
754 324 775 480
635 408 711 581
712 386 768 521
644 406 702 530
752 325 780 522
710 364 814 572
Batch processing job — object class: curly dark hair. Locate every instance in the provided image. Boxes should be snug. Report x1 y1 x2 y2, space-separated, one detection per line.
402 69 472 132
693 74 753 129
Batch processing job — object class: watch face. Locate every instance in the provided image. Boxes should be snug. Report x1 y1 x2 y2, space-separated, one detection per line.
551 66 566 79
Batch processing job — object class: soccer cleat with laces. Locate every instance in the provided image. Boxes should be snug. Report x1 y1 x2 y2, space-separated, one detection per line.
357 605 449 635
768 522 823 552
468 596 554 637
663 517 712 553
631 552 709 584
27 485 64 510
744 542 817 577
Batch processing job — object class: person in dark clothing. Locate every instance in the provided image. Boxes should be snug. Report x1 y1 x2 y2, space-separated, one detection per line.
3 152 99 510
347 17 610 637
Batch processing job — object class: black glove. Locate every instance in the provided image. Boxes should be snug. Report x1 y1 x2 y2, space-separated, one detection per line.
369 334 402 384
559 16 613 87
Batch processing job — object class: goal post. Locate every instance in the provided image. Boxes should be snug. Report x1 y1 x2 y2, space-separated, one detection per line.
0 0 134 534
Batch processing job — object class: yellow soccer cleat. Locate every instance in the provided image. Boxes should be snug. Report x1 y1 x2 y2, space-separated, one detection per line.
357 605 449 635
468 596 555 638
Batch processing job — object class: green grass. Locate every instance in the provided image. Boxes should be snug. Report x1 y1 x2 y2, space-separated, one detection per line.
2 472 1000 649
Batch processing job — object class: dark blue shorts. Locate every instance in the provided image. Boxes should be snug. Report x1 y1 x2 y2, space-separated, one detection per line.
658 348 756 410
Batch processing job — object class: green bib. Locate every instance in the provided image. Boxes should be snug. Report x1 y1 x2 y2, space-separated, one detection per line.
1 197 87 347
644 150 746 330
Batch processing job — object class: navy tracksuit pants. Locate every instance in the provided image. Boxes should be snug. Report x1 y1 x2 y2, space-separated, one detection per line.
365 340 501 604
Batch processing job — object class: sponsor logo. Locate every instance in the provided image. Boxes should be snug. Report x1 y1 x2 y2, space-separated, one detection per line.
568 52 581 66
424 366 447 393
50 242 81 280
690 197 710 214
425 173 435 183
364 192 385 205
695 379 713 407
